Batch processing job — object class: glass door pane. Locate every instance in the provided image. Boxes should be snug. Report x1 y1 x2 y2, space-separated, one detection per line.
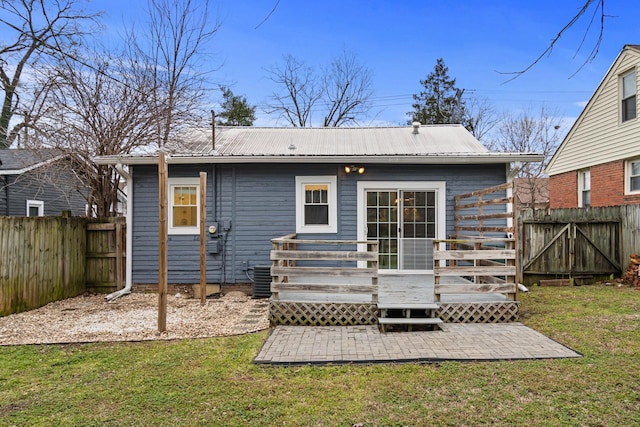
399 190 436 270
366 191 398 269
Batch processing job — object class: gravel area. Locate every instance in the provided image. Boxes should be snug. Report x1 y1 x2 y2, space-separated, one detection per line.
0 292 270 345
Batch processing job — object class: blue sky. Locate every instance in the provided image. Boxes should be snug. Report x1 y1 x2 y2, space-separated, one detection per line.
94 0 636 130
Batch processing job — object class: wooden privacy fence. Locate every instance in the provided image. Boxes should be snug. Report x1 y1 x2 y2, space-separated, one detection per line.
433 238 517 301
518 206 639 285
0 216 126 316
269 234 379 326
0 216 86 316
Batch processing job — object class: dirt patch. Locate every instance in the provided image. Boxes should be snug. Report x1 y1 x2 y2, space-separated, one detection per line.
0 293 270 345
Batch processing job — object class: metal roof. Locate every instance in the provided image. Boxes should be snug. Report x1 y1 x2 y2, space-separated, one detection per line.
94 124 544 165
179 124 488 156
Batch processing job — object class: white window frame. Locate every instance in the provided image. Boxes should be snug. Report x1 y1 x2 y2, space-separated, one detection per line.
578 169 591 208
168 177 200 235
26 200 44 217
295 176 337 233
621 70 637 123
625 158 640 195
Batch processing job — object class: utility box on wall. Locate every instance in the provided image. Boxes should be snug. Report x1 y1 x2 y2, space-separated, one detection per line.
207 239 222 254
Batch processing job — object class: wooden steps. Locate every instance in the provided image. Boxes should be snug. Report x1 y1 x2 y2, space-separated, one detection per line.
378 317 443 325
378 303 439 310
377 303 442 332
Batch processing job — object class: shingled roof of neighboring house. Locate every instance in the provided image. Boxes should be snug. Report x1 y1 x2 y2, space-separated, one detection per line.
0 149 65 175
94 124 544 165
513 177 549 207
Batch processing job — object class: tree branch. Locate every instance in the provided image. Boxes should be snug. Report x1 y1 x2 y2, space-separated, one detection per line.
498 0 604 83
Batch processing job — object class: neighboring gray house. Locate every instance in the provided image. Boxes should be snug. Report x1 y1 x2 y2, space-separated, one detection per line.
95 124 542 289
0 149 88 216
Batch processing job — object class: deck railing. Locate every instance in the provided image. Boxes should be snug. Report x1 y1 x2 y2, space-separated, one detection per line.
270 234 379 303
433 238 517 301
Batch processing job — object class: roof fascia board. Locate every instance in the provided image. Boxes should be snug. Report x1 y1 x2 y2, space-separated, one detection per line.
94 153 544 166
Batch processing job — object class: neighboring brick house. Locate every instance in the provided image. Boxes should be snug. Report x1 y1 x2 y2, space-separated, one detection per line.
546 44 640 208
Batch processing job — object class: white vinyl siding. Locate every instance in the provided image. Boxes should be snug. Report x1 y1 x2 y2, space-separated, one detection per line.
546 48 640 176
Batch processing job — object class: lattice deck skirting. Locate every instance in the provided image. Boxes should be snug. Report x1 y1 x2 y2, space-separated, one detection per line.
270 301 518 326
270 301 378 326
437 302 519 323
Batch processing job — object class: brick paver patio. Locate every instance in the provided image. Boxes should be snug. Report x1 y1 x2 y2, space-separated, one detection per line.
254 323 581 365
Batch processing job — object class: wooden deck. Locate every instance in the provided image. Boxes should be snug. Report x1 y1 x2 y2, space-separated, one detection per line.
275 274 508 305
269 234 519 326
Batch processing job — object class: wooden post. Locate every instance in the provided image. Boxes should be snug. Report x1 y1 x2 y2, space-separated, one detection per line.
270 239 279 302
199 172 207 305
158 152 168 332
370 241 378 304
433 240 441 302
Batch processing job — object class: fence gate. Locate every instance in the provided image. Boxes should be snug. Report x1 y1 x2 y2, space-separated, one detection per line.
85 218 126 292
520 220 622 285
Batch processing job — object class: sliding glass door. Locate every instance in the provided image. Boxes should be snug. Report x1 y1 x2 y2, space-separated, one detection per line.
365 188 438 271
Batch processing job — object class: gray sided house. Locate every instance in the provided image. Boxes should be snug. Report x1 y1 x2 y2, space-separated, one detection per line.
0 149 88 217
95 124 542 292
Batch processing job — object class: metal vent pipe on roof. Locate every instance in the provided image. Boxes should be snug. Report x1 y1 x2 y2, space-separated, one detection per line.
412 122 421 134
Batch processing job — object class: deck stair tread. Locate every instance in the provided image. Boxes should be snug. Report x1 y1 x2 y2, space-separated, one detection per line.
378 302 443 332
378 303 439 310
378 317 443 325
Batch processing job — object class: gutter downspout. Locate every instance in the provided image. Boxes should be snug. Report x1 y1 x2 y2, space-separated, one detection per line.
106 163 133 302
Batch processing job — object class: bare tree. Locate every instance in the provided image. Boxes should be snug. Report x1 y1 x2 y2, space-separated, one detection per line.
0 0 97 148
131 0 220 147
265 54 321 127
321 51 373 127
266 51 373 127
491 106 562 213
32 49 159 217
464 97 498 143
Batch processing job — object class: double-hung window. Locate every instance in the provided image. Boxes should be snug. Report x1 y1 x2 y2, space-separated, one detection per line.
621 70 637 123
295 176 337 233
579 170 591 208
169 178 200 234
626 159 640 195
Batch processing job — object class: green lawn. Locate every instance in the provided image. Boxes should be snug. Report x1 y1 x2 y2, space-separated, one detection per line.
1 284 639 426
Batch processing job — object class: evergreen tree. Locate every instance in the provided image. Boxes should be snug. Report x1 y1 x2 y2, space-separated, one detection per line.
408 58 467 127
216 87 256 126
